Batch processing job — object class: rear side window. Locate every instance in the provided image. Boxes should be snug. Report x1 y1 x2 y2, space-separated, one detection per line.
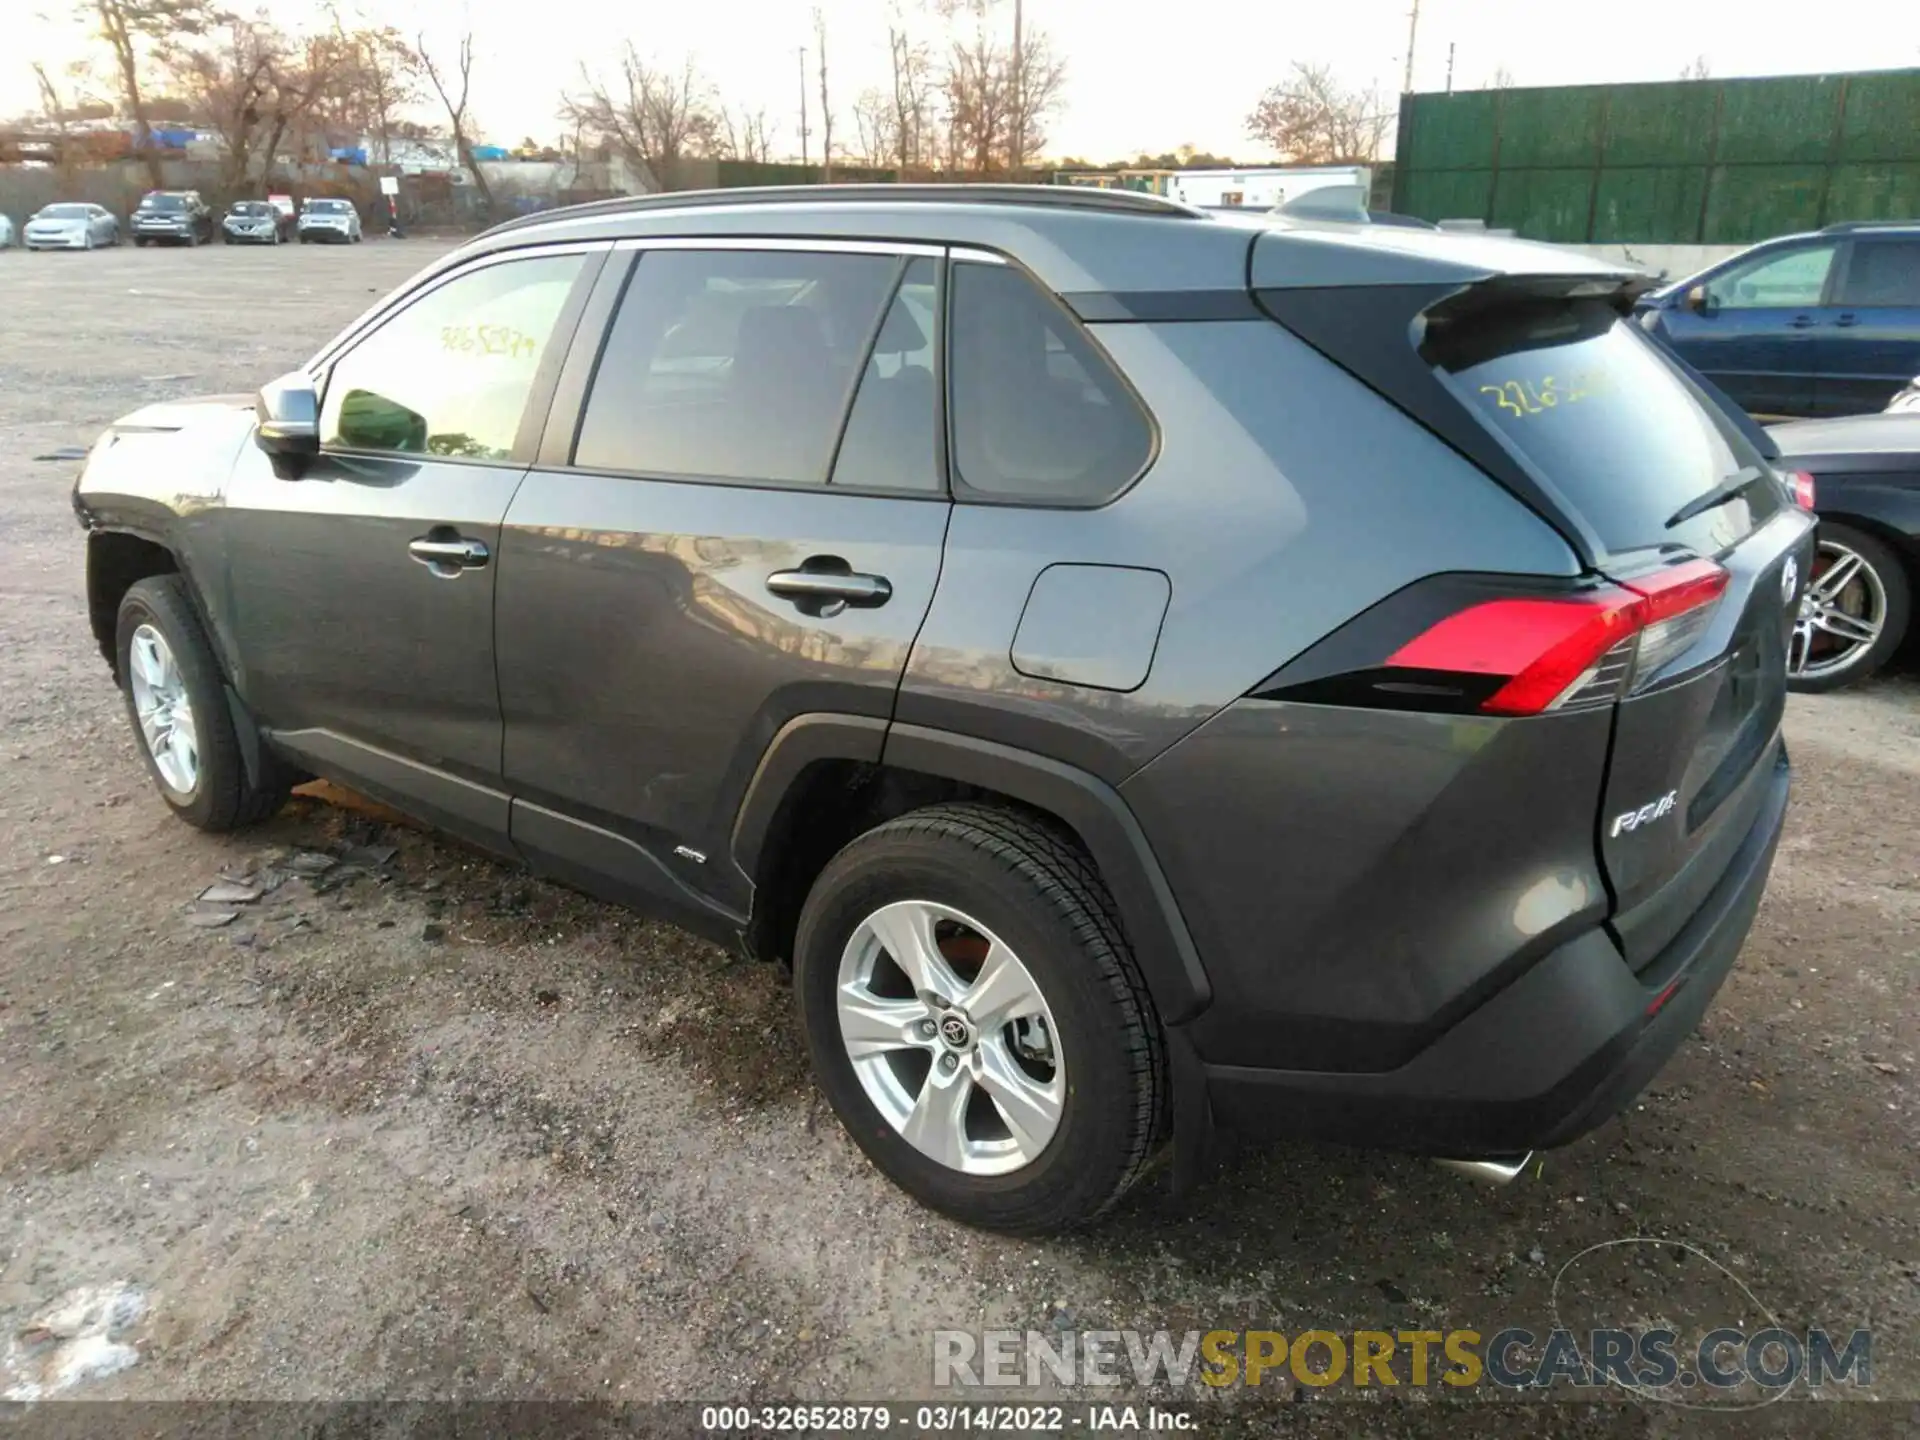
1704 243 1837 310
574 249 899 485
1429 297 1784 555
830 257 942 492
947 262 1153 504
1837 240 1920 307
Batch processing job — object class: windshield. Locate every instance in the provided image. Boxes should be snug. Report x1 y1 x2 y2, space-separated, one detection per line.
1427 296 1785 557
306 200 350 213
39 204 90 219
139 194 186 212
230 202 270 216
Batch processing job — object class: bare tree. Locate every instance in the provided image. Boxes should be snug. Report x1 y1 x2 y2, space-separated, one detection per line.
320 23 420 166
717 104 775 164
31 62 92 176
885 15 935 169
813 8 833 180
1679 55 1711 81
561 50 720 189
851 88 895 168
1245 61 1390 164
1005 27 1063 169
169 15 282 190
1486 64 1516 90
419 30 494 209
258 33 350 183
82 0 216 186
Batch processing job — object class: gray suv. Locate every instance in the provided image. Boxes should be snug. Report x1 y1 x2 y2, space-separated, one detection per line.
73 186 1813 1231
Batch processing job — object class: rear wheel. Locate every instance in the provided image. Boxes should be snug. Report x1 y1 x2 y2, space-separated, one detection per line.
1788 522 1910 693
115 575 288 831
794 803 1166 1233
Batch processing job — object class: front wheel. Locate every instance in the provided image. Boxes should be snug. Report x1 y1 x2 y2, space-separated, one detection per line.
1788 522 1910 693
115 575 289 831
794 803 1166 1233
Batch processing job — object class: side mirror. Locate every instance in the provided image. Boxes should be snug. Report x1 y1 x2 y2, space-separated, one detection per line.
255 371 319 477
1685 284 1713 316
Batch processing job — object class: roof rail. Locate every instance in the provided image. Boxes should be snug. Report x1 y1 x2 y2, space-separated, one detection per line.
1823 219 1920 232
481 183 1204 239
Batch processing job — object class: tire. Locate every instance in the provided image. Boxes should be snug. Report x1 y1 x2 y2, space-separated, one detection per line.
134 236 148 248
794 802 1166 1233
115 575 288 832
1787 522 1911 693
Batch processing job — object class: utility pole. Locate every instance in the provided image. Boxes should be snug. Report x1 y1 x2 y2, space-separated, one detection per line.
1446 41 1455 94
1009 0 1024 175
799 46 809 170
1401 0 1421 94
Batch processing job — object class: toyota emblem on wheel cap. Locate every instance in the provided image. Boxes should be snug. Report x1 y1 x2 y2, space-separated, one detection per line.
939 1014 972 1048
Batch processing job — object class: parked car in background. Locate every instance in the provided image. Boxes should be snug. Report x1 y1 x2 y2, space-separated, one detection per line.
297 198 362 244
1636 221 1920 419
71 185 1811 1230
131 190 215 246
1889 376 1920 413
222 200 286 244
1769 412 1919 690
23 203 119 250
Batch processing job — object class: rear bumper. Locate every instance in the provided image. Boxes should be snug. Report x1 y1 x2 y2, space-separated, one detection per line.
1202 740 1789 1155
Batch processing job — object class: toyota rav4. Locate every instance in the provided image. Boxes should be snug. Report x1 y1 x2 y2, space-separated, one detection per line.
73 186 1813 1232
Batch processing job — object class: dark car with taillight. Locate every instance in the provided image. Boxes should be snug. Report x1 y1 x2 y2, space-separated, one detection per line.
69 185 1812 1231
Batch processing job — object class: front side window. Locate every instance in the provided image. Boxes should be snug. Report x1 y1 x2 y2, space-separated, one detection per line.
320 253 586 460
1836 239 1920 308
1705 243 1837 310
947 262 1153 504
574 248 900 484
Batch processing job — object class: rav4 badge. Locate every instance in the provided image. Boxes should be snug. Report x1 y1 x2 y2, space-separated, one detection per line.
1611 790 1679 837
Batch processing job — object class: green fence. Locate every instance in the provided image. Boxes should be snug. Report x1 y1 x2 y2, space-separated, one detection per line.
1391 68 1920 243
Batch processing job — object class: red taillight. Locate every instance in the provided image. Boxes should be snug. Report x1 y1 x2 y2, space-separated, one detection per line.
1384 560 1729 717
1785 470 1816 510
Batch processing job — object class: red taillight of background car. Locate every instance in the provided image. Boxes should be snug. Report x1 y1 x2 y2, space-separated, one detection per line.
1785 470 1816 510
1384 560 1730 716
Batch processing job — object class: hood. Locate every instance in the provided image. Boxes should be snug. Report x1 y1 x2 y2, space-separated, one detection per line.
29 216 85 228
107 394 256 434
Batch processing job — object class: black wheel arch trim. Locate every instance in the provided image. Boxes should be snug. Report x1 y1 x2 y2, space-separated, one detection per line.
732 715 1213 1024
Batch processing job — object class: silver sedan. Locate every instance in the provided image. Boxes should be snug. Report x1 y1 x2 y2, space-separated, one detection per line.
24 203 120 250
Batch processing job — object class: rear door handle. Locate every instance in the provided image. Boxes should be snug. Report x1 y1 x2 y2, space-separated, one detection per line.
1833 312 1860 328
766 561 892 617
1787 314 1818 329
408 533 490 576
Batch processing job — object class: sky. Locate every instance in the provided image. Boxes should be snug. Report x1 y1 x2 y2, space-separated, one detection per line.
9 0 1919 163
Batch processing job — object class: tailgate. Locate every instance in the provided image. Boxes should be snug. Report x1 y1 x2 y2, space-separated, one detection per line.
1599 515 1810 968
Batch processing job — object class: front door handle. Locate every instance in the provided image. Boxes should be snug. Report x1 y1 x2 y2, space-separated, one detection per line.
1787 314 1817 329
408 533 490 577
1833 312 1859 328
766 559 892 618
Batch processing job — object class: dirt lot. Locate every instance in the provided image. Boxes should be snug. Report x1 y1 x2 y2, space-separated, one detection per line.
1 241 1916 1430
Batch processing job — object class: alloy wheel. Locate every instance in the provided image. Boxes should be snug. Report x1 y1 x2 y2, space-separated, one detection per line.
128 623 199 794
1789 538 1887 683
835 900 1065 1176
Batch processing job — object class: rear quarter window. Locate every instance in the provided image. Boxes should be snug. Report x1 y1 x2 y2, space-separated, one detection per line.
947 262 1154 506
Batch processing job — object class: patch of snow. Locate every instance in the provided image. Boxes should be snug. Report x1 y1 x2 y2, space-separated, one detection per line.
3 1283 148 1400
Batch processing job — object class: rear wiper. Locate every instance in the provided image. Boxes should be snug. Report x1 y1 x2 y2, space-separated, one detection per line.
1665 465 1765 529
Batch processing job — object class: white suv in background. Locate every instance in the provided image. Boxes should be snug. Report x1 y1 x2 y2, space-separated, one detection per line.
297 198 363 244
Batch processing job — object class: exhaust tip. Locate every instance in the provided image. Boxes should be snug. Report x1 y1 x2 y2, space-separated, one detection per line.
1436 1152 1535 1186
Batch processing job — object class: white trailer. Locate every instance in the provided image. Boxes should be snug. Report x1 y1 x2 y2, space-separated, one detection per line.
1165 165 1372 212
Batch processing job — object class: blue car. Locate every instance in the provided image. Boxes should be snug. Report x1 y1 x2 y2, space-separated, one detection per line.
1635 221 1920 419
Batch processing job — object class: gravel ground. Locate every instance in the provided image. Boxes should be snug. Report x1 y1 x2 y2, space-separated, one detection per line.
0 241 1915 1432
